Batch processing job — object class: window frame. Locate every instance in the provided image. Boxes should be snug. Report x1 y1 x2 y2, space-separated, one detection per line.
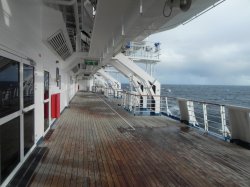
0 50 36 185
43 70 50 134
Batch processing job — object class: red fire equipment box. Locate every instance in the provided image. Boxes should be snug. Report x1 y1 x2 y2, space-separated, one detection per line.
51 93 60 118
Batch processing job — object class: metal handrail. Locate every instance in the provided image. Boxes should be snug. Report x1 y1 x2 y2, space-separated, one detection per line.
94 88 236 140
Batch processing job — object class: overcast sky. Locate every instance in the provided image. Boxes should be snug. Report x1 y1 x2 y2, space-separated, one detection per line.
149 0 250 85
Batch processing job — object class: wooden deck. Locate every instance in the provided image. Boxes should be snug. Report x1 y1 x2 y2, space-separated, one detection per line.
28 92 250 187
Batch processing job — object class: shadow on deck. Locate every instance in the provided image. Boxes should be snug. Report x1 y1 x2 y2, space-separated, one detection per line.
9 92 250 187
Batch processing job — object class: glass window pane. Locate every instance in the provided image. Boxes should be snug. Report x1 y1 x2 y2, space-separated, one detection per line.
44 71 49 100
0 117 20 184
0 56 20 118
23 64 34 108
24 110 34 155
44 102 49 132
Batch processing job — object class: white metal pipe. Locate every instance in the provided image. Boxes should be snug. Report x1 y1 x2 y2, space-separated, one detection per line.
220 106 227 138
81 0 84 29
73 2 81 52
44 0 76 6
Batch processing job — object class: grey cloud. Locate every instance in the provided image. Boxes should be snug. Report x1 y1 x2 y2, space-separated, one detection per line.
149 0 250 85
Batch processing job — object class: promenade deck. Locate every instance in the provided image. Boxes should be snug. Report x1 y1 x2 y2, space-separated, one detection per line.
18 92 250 187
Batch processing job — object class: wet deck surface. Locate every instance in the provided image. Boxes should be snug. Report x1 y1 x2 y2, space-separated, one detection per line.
28 92 250 187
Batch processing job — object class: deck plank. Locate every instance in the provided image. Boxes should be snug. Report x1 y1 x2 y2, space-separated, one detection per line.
28 92 250 187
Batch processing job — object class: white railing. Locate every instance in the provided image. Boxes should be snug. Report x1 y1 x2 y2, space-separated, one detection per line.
99 88 234 140
187 100 230 139
95 88 250 145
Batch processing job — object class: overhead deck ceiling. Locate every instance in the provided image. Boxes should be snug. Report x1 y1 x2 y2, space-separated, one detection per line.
89 0 220 60
44 0 96 53
42 0 221 75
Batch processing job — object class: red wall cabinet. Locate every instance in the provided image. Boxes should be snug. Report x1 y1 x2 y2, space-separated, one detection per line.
51 93 60 118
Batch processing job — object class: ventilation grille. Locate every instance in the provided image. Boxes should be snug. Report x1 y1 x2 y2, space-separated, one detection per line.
47 30 72 60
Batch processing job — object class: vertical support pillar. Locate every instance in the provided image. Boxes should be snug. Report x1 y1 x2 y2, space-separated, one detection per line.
123 92 126 108
129 76 133 111
187 101 197 126
154 95 161 114
113 53 161 115
150 64 152 76
203 104 208 133
165 97 169 115
178 99 189 124
228 106 249 144
125 92 129 109
142 95 147 109
75 31 81 52
139 84 147 110
178 99 197 126
220 105 227 138
74 2 81 52
128 94 132 111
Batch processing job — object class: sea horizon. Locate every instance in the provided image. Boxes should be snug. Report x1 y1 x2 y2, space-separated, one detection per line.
121 83 250 108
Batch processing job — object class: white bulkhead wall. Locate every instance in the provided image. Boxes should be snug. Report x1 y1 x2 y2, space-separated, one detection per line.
0 0 77 143
78 78 94 92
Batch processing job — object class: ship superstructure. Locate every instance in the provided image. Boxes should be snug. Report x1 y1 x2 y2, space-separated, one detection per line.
0 0 250 186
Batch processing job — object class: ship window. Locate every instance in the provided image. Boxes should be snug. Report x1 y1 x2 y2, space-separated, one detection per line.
0 56 20 118
23 64 34 107
24 109 34 155
44 102 49 132
44 71 50 132
44 71 49 100
0 117 20 184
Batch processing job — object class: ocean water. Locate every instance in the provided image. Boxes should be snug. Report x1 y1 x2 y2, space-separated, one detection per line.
121 84 250 108
121 84 250 135
161 85 250 108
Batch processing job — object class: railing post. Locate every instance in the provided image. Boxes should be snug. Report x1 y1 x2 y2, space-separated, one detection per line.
220 105 227 138
104 88 106 96
124 92 126 108
203 104 208 133
132 94 138 114
122 92 125 107
165 97 170 115
125 92 128 109
128 93 131 111
142 95 147 109
135 95 141 115
132 95 135 113
125 93 129 110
